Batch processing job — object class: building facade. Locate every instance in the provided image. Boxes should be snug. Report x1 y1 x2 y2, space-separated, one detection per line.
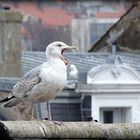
77 55 140 123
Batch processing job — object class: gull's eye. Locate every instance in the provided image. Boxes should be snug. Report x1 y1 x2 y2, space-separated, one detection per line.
57 44 62 47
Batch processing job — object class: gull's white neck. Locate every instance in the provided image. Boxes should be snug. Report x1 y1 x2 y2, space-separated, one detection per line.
47 56 66 67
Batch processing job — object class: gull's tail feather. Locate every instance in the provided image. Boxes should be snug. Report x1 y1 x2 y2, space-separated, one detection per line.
0 96 21 108
0 96 15 103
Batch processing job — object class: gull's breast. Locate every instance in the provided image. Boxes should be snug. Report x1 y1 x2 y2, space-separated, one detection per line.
30 64 67 102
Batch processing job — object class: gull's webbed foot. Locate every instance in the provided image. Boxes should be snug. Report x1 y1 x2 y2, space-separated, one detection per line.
43 118 63 126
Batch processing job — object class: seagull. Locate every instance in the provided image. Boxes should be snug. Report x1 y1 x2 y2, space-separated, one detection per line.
0 41 77 120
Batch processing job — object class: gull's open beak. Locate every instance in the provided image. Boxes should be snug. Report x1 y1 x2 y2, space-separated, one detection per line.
70 46 78 50
62 45 78 53
66 46 78 51
61 45 78 65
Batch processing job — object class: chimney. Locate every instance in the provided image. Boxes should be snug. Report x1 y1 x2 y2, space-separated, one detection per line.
0 10 23 77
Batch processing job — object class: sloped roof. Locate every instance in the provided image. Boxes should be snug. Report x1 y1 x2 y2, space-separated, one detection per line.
89 4 140 53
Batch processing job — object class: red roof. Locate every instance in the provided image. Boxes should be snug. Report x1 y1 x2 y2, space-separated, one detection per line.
0 2 74 27
96 11 126 18
0 2 126 25
42 7 74 27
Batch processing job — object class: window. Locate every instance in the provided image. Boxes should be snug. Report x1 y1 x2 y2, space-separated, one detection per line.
103 110 113 123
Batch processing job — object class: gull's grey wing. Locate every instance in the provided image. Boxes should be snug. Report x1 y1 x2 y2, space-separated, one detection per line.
11 65 42 98
21 65 42 81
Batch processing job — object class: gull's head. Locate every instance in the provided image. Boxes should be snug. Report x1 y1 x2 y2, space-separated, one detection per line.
46 41 77 65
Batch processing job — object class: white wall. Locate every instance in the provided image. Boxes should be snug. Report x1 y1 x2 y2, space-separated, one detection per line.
88 63 140 123
91 93 140 123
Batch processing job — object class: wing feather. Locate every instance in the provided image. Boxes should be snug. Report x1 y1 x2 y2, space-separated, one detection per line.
12 65 42 97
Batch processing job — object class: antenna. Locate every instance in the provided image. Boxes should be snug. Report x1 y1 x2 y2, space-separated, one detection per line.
106 28 124 55
112 43 116 56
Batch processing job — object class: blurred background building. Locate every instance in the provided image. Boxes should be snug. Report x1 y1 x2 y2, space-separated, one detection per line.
0 0 133 52
0 0 140 123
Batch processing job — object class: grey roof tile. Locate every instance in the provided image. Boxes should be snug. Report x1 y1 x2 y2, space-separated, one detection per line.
0 77 19 91
21 51 140 75
0 51 140 91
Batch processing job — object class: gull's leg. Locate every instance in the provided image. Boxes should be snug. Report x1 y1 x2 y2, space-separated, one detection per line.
46 101 63 125
46 101 52 120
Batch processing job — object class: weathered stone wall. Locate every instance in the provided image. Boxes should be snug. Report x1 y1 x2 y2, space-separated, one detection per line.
0 10 23 77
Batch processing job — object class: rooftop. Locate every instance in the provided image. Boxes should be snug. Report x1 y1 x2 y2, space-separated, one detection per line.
0 51 140 92
22 51 140 74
